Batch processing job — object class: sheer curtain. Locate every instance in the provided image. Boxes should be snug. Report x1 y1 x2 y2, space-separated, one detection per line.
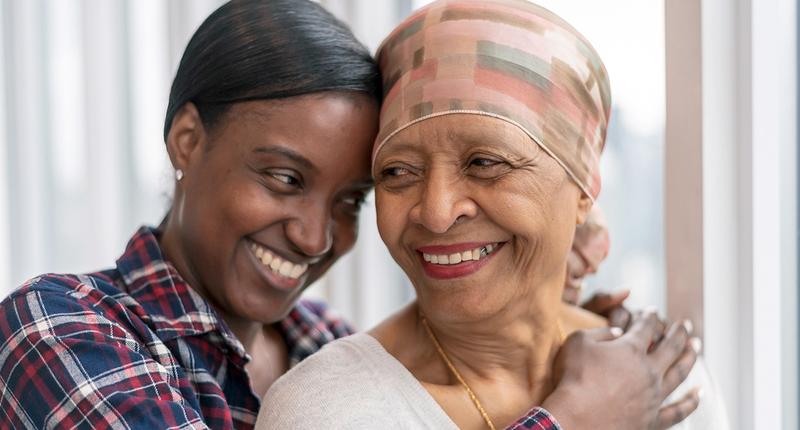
0 0 414 329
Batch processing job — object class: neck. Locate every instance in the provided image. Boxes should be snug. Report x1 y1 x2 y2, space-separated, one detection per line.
158 211 262 347
416 287 564 402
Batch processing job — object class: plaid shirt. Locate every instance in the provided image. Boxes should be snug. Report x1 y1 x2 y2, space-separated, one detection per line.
0 226 560 430
0 227 353 429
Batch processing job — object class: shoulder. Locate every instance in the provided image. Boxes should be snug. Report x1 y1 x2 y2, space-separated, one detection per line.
0 272 151 364
1 272 125 329
280 298 357 365
294 298 356 336
258 333 393 428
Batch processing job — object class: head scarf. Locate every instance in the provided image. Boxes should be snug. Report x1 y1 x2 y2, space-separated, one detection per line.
374 0 611 200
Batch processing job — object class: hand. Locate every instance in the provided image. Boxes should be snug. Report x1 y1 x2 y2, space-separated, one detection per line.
542 311 701 430
581 289 632 329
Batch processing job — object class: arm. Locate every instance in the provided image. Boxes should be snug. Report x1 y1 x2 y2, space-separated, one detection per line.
0 289 210 429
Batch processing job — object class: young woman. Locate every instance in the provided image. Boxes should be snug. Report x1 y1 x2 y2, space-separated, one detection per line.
0 1 697 429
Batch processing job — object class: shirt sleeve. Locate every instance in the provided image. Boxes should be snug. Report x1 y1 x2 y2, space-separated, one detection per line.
0 288 210 430
505 407 562 430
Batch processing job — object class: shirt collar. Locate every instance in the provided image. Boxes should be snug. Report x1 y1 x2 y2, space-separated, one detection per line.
115 226 247 359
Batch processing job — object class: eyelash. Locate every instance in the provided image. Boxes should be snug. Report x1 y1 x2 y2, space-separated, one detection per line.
381 166 412 177
468 157 500 168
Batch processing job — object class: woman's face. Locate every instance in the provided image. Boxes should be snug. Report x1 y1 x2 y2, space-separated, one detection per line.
170 93 378 323
374 114 590 321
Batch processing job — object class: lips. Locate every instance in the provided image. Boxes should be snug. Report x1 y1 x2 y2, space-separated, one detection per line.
416 242 504 280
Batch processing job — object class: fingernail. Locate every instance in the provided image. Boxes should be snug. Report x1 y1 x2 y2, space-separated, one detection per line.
683 319 694 334
690 337 702 353
644 305 658 315
610 327 623 337
696 387 704 399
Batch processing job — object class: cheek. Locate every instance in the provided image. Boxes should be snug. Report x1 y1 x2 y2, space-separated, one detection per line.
332 216 358 256
375 190 409 250
220 178 278 231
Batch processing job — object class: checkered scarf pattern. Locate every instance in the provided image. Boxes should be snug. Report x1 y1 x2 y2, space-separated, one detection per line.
374 0 611 200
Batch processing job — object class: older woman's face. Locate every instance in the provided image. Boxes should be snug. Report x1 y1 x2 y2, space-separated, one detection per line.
374 115 591 319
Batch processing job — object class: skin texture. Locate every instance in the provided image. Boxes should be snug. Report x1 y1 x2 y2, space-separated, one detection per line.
159 93 378 395
372 114 593 428
371 113 699 429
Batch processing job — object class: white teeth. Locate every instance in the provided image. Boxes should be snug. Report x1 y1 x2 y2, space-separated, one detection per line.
279 261 293 277
422 244 499 266
250 241 309 280
270 258 281 271
289 264 307 279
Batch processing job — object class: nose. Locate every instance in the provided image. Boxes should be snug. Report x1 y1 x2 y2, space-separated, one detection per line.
408 168 478 234
285 202 333 258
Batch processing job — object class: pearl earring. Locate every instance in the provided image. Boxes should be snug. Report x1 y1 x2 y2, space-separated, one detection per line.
175 169 184 181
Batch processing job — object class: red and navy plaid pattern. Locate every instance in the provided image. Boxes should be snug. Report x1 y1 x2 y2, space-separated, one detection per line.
0 226 353 430
506 407 561 430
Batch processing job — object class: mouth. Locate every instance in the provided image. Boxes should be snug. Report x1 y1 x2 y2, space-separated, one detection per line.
247 240 310 291
416 242 505 280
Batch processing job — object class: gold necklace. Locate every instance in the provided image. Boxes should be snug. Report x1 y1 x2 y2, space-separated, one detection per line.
420 317 568 430
421 316 497 430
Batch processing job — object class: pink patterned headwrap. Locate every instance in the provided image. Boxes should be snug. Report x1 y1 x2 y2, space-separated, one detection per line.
374 0 611 200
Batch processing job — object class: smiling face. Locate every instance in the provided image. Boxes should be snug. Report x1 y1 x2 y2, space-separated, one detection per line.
165 93 378 324
374 114 592 322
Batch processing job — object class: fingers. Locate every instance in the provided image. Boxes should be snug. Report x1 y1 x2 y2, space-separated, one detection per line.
661 337 701 397
651 321 691 371
581 326 625 342
607 306 632 330
622 308 660 352
656 387 701 429
581 289 630 315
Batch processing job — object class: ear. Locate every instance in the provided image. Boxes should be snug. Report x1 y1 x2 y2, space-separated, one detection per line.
165 102 206 177
575 192 593 225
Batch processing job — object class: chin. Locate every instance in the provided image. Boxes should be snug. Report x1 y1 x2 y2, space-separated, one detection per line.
420 286 504 321
229 290 298 325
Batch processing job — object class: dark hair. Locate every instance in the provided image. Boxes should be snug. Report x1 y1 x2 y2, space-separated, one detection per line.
164 0 382 140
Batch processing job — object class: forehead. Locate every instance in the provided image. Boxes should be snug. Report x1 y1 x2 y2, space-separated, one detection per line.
212 95 377 155
380 113 534 156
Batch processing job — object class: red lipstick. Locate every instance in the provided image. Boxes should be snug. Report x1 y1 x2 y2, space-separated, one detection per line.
416 242 504 280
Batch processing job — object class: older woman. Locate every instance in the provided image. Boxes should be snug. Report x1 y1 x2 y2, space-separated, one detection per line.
260 1 700 429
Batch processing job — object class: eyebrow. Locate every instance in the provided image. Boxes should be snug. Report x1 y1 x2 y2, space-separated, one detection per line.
253 146 315 170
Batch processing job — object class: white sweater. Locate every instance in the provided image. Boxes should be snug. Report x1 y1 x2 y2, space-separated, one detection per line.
257 332 729 429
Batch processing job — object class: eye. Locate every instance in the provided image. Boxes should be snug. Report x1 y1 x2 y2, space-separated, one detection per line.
259 168 303 192
381 166 411 177
341 193 367 208
271 172 298 185
469 157 500 167
465 155 510 179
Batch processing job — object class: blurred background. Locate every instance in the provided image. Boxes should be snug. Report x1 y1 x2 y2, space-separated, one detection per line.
0 0 796 428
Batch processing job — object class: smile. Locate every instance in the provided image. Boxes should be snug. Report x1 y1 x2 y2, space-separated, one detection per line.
421 243 498 265
416 242 504 280
249 241 309 281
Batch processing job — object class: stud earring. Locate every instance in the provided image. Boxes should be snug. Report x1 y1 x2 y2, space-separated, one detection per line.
175 169 184 181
